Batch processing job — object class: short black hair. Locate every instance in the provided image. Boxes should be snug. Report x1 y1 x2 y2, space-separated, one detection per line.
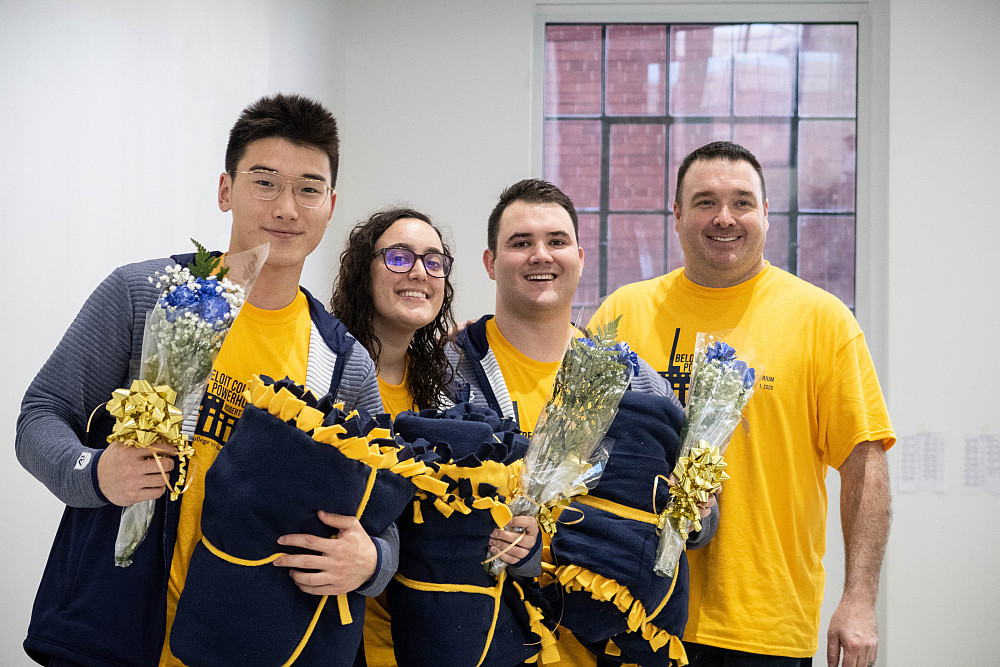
225 93 340 187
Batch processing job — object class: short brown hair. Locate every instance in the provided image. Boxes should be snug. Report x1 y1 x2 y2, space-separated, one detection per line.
487 178 579 253
675 141 766 205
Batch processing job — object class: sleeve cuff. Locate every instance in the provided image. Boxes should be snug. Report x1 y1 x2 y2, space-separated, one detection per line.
90 448 110 505
354 536 384 595
509 531 543 577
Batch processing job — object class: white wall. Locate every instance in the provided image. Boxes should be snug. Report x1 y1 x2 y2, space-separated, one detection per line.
884 0 1000 663
0 1 348 663
2 1 998 665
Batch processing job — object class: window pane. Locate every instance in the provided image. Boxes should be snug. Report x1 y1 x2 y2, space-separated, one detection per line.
798 120 856 212
610 124 666 210
576 214 601 306
799 25 857 117
763 213 790 271
734 122 792 211
666 214 685 273
547 22 859 310
734 24 798 117
669 25 734 116
607 214 665 293
606 25 667 116
797 215 855 307
544 120 602 210
545 25 603 116
668 122 730 204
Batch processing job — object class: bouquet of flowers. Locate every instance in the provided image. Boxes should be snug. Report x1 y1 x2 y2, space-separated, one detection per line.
654 334 755 578
487 318 638 577
107 239 267 566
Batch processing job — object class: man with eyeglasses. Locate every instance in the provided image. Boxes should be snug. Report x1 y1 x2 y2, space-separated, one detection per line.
449 178 717 667
17 94 387 667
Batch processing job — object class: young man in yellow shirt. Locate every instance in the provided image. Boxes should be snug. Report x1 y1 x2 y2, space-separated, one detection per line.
451 178 716 666
591 141 894 667
18 94 387 667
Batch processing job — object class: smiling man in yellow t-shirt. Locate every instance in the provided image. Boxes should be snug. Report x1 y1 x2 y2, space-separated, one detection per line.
591 141 894 667
450 178 716 667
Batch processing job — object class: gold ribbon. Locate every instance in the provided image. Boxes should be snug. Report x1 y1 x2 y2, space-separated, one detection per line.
106 379 194 500
663 441 729 539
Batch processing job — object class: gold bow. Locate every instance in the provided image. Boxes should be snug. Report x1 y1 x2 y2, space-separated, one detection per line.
106 379 194 500
662 441 729 539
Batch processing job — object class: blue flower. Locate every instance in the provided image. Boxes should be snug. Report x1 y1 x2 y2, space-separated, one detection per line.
612 343 640 378
705 340 737 364
198 295 230 326
742 366 756 389
163 285 200 309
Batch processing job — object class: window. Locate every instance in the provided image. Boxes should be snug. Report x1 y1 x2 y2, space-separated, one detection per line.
543 23 858 311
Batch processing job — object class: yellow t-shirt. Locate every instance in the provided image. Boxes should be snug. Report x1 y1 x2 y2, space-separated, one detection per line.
159 290 312 666
590 263 895 657
487 318 601 667
362 372 415 665
485 318 560 437
377 373 416 419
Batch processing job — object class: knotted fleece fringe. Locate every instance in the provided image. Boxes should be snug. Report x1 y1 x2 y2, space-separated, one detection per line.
542 560 687 666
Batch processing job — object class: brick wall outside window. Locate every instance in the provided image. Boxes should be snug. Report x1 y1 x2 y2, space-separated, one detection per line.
545 23 858 314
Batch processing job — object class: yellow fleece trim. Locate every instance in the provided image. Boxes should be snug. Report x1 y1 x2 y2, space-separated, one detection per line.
279 594 328 667
200 534 285 566
199 535 345 665
542 562 688 665
511 580 561 664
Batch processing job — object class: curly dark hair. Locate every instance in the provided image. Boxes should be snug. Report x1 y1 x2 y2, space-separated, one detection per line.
330 207 456 411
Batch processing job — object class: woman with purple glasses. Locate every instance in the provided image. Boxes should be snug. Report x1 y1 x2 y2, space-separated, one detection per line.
331 207 457 418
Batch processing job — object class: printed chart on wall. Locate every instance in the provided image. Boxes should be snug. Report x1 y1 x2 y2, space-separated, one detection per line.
895 431 1000 495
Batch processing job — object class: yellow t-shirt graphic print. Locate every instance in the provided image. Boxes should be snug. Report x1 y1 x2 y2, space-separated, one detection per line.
485 318 559 437
591 263 894 657
160 290 312 667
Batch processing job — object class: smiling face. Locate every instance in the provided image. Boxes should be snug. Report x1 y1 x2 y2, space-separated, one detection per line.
673 158 769 288
370 218 448 339
483 200 584 320
219 136 336 276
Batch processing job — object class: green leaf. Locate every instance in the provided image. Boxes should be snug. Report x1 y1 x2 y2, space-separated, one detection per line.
187 238 228 280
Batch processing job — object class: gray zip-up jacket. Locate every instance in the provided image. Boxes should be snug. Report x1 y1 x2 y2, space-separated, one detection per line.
16 252 390 667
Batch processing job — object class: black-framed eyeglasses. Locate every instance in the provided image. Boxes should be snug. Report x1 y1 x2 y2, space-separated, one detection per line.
372 247 453 278
234 170 333 208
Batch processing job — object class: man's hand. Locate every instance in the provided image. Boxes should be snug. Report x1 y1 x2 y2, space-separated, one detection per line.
667 473 719 520
274 511 378 596
827 593 877 667
446 319 477 341
97 440 177 506
489 515 539 565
